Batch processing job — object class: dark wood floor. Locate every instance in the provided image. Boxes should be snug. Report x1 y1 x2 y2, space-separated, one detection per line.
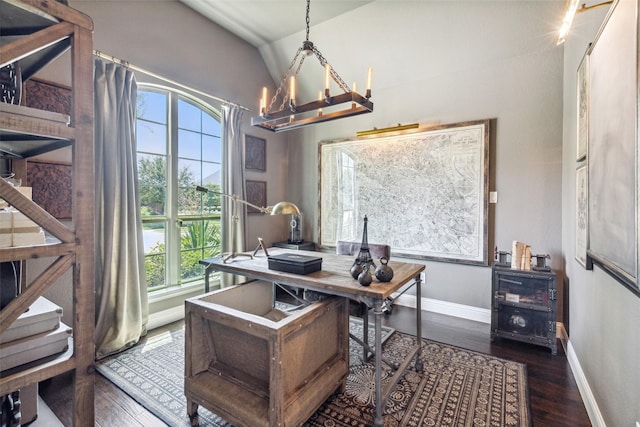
40 305 591 426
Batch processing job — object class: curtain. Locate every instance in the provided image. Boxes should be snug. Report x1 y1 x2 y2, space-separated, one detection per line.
94 59 148 359
221 105 245 287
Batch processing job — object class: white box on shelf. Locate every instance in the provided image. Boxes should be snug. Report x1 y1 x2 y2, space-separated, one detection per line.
0 321 71 371
0 297 63 344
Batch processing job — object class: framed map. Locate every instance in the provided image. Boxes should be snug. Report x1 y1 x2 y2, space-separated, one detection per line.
586 0 638 295
319 119 490 265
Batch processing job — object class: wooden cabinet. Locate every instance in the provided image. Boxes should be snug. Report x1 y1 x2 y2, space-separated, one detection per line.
491 265 557 355
0 1 95 425
185 281 349 427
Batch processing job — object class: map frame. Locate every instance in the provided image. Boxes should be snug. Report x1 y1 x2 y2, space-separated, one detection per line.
319 119 491 266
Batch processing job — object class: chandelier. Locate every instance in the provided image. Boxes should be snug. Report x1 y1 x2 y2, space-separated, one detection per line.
251 0 373 133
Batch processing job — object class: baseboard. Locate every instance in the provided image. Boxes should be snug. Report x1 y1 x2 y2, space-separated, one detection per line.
147 305 184 331
392 294 492 324
566 339 606 427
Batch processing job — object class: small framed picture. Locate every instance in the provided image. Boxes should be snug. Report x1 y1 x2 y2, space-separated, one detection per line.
576 51 588 161
245 180 266 214
244 134 266 171
575 164 588 267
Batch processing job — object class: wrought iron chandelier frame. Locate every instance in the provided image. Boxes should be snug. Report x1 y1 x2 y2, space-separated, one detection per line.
251 0 373 133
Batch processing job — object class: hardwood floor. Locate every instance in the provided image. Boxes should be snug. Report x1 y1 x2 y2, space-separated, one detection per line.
40 305 591 426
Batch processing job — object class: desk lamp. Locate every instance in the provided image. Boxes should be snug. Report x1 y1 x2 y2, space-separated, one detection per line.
195 186 300 262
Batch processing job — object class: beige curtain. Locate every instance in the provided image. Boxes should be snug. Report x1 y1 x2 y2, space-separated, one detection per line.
94 59 148 359
221 105 245 286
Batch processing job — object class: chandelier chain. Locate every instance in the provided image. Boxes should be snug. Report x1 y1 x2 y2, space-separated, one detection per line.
305 0 310 41
312 46 350 93
267 46 302 113
264 0 355 115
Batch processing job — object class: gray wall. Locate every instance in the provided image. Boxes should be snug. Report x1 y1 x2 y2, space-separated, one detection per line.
561 6 640 427
275 1 565 312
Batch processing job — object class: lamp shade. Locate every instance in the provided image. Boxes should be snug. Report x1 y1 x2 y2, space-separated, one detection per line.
270 201 300 215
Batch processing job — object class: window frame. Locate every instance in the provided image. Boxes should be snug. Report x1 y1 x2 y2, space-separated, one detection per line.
137 83 223 297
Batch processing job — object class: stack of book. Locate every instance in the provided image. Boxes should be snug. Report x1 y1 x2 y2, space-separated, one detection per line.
0 296 71 372
0 187 46 248
511 240 532 270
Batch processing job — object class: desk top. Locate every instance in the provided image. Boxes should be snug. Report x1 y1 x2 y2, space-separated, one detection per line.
200 248 424 301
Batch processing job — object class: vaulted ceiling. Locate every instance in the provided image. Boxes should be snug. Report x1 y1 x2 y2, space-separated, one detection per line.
179 0 373 48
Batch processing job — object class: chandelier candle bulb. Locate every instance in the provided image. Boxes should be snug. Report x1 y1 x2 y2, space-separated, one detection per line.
290 76 296 108
366 67 372 98
260 87 267 116
325 64 330 90
318 91 323 116
351 83 357 108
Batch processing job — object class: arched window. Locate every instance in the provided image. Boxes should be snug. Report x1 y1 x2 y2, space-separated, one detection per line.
136 85 222 291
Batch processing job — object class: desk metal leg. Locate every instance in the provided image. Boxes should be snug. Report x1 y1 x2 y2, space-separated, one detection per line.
204 264 215 293
373 300 384 427
415 274 423 372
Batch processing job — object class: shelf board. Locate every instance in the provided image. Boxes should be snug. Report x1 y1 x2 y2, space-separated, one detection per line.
0 241 75 262
0 337 74 395
0 102 73 157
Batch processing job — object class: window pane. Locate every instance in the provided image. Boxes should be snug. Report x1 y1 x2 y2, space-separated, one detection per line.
178 186 201 216
178 99 201 132
138 91 167 124
143 220 167 290
138 154 167 216
178 158 200 185
199 187 222 214
145 252 165 288
137 120 167 155
203 113 221 136
180 219 221 282
203 135 222 163
202 161 220 187
178 129 201 160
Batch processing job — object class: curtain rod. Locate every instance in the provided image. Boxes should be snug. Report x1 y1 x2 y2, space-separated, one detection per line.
93 50 250 111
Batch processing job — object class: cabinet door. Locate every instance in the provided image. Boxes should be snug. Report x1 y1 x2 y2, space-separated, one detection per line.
494 271 554 309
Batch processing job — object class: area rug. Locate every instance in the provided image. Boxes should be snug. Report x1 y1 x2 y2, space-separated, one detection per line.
96 320 531 427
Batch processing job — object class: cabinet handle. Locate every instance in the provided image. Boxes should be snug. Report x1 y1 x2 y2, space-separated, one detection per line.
499 278 523 285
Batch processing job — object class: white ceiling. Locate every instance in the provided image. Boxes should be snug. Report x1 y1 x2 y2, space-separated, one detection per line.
179 0 374 48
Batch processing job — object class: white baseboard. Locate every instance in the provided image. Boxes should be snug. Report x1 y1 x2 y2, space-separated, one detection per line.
147 305 184 331
392 294 492 324
566 340 606 427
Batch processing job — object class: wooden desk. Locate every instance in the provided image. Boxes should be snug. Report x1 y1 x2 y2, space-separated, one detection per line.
200 248 425 427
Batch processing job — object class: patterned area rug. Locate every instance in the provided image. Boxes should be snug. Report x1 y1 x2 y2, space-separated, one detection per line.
96 320 530 427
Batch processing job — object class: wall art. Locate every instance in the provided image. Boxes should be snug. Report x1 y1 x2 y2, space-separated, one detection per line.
245 180 266 214
575 164 588 268
576 50 588 162
319 119 491 265
23 78 71 115
26 161 72 220
587 0 638 295
244 134 266 171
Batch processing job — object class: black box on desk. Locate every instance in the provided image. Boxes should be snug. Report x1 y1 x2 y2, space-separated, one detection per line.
268 253 322 275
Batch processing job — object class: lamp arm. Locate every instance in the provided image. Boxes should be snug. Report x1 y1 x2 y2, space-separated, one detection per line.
195 186 271 214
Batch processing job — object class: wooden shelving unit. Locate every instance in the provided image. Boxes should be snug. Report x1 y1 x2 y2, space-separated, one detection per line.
0 0 95 425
